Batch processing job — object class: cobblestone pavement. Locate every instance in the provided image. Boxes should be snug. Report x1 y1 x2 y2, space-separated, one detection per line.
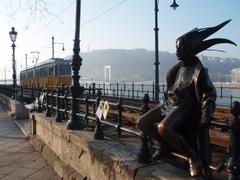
0 106 61 180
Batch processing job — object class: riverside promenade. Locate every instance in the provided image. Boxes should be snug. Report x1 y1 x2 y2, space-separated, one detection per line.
0 105 60 180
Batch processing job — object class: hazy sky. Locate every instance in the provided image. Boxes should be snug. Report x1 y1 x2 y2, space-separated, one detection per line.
0 0 239 78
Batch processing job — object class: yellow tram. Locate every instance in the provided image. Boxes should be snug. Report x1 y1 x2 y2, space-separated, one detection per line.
20 58 72 87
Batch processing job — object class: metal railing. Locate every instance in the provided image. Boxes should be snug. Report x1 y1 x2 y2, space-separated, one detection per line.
0 83 239 179
82 82 240 108
1 82 239 108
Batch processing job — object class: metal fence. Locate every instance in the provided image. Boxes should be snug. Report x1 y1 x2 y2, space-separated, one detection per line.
1 82 239 108
82 82 240 108
0 84 239 179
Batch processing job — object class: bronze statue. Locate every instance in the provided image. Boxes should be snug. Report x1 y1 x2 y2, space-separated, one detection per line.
137 19 237 178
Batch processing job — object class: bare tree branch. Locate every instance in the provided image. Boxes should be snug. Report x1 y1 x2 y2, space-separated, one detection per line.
7 0 60 31
9 0 57 21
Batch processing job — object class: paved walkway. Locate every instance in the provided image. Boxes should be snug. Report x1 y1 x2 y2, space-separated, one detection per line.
0 106 61 180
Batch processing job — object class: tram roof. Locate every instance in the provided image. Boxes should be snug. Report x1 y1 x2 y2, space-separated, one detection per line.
20 58 70 72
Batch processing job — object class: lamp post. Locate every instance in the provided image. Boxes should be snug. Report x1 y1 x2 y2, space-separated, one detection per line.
9 27 17 99
51 36 65 59
154 0 179 102
66 0 85 130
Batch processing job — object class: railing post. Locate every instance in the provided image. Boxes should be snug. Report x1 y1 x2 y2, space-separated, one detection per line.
92 82 96 113
138 133 151 163
162 84 165 94
85 93 89 128
45 88 52 117
88 84 91 95
94 89 104 139
116 82 119 98
103 82 105 96
112 88 116 97
15 86 18 100
31 84 34 101
117 97 123 138
37 86 43 113
132 82 134 99
20 86 23 103
120 88 123 97
123 83 126 95
137 93 151 163
230 95 233 109
55 87 62 122
51 88 55 115
141 93 150 113
64 86 70 120
227 101 240 180
220 85 223 98
152 82 155 101
92 82 96 98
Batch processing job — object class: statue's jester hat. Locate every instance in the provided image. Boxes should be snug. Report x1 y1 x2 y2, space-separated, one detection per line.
177 19 237 55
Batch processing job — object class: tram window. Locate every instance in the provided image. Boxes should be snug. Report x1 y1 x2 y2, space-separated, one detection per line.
49 67 54 76
35 69 39 77
59 64 64 75
20 72 26 80
59 64 71 75
55 65 58 76
20 73 25 80
40 67 48 77
27 71 33 79
40 68 43 77
66 65 71 75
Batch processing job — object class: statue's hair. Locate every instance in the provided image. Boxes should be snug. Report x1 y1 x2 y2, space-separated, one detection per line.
177 19 237 55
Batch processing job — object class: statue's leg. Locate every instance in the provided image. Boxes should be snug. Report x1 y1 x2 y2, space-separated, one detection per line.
137 105 167 161
137 105 169 150
198 127 212 178
136 105 162 135
157 108 202 177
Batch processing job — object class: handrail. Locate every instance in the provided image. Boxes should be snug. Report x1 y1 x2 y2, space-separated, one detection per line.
0 83 239 179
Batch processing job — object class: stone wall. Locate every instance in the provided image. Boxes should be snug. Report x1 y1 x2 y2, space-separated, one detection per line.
31 113 195 180
0 93 29 120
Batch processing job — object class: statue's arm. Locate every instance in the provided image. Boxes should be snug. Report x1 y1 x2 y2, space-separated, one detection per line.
199 69 217 127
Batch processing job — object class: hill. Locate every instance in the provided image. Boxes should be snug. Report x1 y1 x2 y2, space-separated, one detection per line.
73 49 240 82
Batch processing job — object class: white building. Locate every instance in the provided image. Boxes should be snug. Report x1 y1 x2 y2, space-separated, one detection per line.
104 65 111 82
231 68 240 83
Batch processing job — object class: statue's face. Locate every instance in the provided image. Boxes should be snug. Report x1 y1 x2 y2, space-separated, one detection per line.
176 38 193 61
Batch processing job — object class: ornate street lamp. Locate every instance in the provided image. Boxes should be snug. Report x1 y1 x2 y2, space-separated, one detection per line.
170 0 179 10
66 0 85 130
9 27 17 99
154 0 179 102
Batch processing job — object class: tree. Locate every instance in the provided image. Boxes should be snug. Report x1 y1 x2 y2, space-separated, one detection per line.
8 0 55 21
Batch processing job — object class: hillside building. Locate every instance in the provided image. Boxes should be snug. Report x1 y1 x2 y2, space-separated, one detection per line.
231 68 240 83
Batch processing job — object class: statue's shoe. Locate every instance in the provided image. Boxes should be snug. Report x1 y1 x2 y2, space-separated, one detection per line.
188 156 202 177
